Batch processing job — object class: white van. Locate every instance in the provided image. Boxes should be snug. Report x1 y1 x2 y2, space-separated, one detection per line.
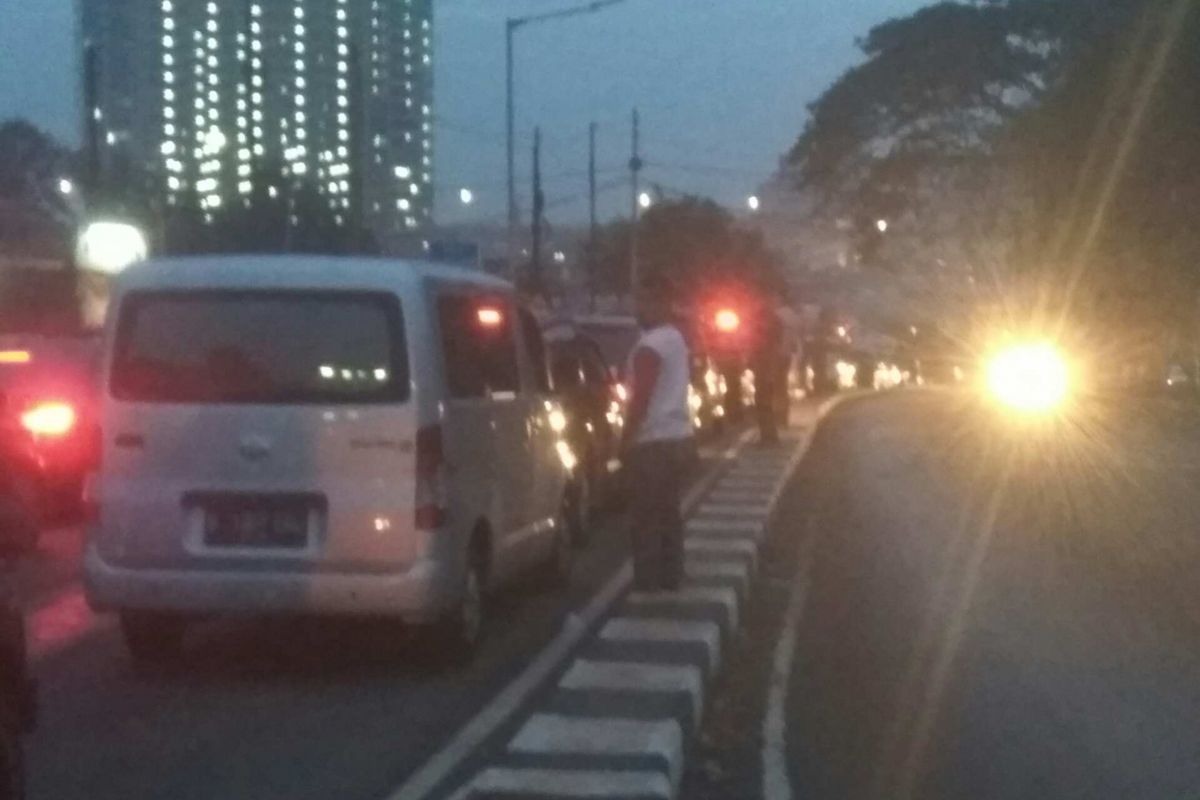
84 256 575 665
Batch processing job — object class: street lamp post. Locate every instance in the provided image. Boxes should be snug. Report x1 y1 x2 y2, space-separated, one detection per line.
505 0 628 273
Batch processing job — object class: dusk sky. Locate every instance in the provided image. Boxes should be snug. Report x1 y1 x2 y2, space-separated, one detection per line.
0 0 930 225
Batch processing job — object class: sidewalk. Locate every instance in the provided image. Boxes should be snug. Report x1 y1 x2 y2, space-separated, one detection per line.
444 398 833 800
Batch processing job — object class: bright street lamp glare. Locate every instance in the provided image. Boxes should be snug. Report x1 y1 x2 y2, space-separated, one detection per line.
876 218 888 233
75 222 149 275
747 195 760 211
986 342 1070 414
638 191 652 209
459 187 474 205
58 178 74 196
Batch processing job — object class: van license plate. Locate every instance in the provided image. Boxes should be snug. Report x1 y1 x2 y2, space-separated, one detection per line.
204 503 309 549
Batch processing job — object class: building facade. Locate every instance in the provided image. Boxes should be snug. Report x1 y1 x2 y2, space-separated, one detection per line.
81 0 434 245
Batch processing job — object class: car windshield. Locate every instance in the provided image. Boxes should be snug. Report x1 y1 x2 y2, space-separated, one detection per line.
577 322 640 374
3 1 1199 799
0 268 81 337
112 290 407 404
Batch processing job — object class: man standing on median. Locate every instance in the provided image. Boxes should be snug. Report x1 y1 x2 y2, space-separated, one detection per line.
622 276 694 592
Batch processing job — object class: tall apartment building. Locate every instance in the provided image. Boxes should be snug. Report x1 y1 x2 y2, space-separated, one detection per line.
81 0 434 245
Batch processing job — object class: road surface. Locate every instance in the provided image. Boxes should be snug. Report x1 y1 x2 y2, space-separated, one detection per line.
15 435 738 800
685 391 1200 800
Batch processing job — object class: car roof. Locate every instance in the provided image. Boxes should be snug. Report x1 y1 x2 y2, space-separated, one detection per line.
574 314 638 328
115 255 511 294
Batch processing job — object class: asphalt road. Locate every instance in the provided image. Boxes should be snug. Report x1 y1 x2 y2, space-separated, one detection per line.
16 438 733 800
685 391 1200 800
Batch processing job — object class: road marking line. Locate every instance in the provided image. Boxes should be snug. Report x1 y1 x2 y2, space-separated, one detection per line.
600 617 722 673
560 659 704 721
386 438 738 800
762 524 818 800
509 714 685 791
465 767 671 799
628 585 740 631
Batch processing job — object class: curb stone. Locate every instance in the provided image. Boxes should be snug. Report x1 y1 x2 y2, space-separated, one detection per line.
444 397 845 800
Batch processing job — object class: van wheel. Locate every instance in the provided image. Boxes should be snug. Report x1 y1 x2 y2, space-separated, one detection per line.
429 554 485 665
0 700 25 800
535 505 574 590
120 612 187 669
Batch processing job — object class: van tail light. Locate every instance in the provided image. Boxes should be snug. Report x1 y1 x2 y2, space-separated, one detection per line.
415 423 447 530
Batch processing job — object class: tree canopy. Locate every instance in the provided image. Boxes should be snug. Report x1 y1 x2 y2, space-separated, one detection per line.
784 0 1200 346
587 196 782 301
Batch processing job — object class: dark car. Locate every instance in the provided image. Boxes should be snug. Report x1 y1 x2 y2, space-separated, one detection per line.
0 267 102 534
544 322 626 543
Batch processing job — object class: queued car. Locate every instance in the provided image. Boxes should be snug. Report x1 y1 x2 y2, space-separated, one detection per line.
85 256 578 667
543 322 626 540
0 266 102 537
565 313 728 438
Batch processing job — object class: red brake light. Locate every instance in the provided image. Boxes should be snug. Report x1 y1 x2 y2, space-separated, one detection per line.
714 309 741 334
477 307 503 327
0 350 31 365
21 401 77 438
415 423 447 530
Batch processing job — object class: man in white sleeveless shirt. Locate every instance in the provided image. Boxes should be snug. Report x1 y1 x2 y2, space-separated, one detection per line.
621 277 693 591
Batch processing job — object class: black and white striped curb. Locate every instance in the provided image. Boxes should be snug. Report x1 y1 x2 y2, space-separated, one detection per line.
443 417 824 800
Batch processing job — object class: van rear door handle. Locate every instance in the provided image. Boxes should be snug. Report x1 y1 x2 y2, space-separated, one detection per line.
115 433 144 449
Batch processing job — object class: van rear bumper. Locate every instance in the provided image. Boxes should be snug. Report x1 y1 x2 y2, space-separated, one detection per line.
83 545 458 623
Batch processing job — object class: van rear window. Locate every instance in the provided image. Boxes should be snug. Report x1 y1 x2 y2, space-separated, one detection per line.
112 290 408 404
437 295 519 399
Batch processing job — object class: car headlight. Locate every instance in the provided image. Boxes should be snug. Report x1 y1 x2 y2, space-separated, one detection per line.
986 341 1070 414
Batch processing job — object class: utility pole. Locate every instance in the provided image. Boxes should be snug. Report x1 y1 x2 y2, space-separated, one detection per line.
629 107 643 297
505 19 518 275
504 0 629 277
530 126 544 299
588 121 598 311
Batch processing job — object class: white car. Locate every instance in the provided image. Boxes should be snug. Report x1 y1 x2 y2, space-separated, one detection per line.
84 256 575 666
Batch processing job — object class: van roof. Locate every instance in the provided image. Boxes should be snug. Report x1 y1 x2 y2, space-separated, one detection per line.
116 255 512 293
